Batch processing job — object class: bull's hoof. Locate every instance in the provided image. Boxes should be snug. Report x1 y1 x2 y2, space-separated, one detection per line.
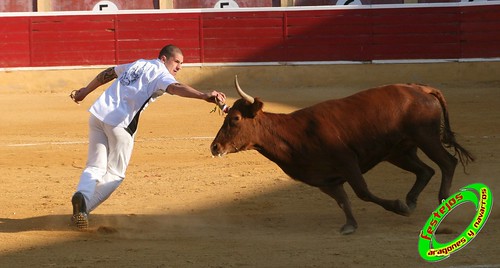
339 224 357 235
394 199 411 216
406 200 417 213
406 202 417 213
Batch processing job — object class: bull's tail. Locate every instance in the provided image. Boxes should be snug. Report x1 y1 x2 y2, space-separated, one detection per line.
428 88 475 169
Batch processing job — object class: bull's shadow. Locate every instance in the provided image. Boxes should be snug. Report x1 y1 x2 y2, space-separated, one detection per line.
0 184 346 235
0 179 415 236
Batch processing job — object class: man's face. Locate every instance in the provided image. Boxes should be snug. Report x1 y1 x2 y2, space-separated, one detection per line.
163 53 183 76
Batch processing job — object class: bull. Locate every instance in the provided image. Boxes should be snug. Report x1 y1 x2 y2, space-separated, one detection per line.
211 76 474 234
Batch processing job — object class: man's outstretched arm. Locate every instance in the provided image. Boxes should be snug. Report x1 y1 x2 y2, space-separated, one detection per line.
70 67 117 103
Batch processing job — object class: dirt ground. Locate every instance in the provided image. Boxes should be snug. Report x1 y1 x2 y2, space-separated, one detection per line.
0 67 499 267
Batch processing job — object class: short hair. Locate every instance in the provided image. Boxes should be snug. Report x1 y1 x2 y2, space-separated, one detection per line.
158 44 183 59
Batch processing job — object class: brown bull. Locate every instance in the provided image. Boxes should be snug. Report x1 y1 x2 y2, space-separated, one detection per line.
211 76 474 234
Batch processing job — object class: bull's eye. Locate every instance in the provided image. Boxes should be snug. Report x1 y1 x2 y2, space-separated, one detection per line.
229 115 241 127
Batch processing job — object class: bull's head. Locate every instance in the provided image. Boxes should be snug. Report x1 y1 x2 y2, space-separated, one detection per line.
211 76 264 157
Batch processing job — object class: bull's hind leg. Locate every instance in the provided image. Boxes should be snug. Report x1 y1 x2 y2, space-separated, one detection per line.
412 121 459 202
417 139 458 202
319 183 357 235
386 146 435 212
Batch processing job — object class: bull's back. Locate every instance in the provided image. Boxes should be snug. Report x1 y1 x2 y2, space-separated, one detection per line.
289 84 442 163
299 84 441 127
309 83 436 111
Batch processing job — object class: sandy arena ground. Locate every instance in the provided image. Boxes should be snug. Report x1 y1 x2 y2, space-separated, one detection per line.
0 65 499 267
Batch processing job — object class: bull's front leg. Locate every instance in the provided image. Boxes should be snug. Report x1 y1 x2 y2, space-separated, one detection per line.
346 170 411 217
319 183 358 235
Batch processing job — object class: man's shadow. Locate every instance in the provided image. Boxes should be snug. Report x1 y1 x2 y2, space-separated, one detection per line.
0 214 134 233
0 215 74 232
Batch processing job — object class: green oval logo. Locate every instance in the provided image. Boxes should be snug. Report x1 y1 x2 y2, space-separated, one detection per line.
418 183 493 262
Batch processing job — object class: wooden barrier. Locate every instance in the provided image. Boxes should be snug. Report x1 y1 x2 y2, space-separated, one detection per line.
1 4 499 68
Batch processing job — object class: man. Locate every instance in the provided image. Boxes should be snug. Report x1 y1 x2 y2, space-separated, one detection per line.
69 44 226 229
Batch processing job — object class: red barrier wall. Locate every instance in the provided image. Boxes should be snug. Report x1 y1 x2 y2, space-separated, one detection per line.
1 4 500 68
0 16 31 66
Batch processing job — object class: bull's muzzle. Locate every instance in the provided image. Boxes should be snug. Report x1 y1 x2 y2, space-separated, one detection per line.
210 142 225 157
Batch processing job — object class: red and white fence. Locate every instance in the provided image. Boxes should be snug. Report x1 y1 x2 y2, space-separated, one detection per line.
1 3 500 68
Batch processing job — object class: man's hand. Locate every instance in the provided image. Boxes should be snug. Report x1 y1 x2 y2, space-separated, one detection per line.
69 88 88 104
205 90 226 105
206 90 229 114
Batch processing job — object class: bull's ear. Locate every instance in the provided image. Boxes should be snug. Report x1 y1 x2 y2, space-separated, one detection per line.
249 98 264 118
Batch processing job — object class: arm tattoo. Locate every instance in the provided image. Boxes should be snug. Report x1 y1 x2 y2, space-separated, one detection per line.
97 67 117 84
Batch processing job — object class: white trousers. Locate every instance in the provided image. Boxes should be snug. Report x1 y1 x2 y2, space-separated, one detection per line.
75 114 135 213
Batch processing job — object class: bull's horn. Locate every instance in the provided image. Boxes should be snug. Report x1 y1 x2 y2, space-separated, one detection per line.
234 75 254 104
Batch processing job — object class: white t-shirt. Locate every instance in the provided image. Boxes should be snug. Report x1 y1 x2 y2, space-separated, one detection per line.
89 59 177 129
